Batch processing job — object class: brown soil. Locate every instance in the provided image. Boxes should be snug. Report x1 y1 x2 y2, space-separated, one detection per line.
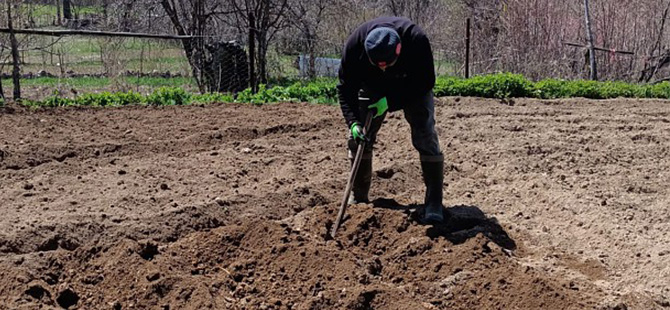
0 98 668 310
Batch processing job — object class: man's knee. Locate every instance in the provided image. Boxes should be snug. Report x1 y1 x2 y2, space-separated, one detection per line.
411 127 441 156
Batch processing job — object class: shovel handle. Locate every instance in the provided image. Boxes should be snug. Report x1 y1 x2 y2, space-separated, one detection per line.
331 111 374 238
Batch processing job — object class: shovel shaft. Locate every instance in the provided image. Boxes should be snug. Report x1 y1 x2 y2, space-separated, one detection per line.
331 111 373 238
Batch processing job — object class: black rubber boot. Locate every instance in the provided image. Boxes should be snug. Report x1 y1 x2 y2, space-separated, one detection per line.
421 159 444 223
348 157 372 204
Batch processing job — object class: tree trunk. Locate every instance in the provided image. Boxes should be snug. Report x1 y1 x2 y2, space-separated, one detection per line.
308 40 316 79
159 0 206 92
0 62 4 101
584 0 597 80
249 12 257 92
63 0 73 20
102 0 108 19
7 2 21 100
258 34 268 85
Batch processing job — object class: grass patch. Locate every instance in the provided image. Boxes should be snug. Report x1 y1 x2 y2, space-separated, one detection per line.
8 76 112 88
8 36 187 76
21 4 103 27
25 3 103 18
3 76 196 89
21 87 234 107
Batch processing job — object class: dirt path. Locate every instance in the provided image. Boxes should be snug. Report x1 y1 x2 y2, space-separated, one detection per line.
0 98 668 309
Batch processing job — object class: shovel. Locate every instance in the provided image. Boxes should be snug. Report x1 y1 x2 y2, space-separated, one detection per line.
331 110 373 238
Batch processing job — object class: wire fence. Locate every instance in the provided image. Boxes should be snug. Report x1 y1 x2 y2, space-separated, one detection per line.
0 34 195 100
0 30 467 102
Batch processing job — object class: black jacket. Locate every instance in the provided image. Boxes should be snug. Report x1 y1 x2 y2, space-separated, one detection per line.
337 16 436 127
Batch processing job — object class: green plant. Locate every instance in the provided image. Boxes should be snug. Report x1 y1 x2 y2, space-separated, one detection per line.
20 73 670 108
146 87 191 105
434 73 532 98
71 91 143 106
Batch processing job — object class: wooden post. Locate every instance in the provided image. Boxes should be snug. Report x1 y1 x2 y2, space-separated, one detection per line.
465 18 471 78
584 0 597 80
7 2 21 100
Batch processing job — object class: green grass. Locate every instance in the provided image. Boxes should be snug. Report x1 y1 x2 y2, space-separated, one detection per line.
434 59 460 76
6 35 189 76
3 76 196 89
24 3 103 18
123 76 196 87
19 3 104 28
9 76 111 88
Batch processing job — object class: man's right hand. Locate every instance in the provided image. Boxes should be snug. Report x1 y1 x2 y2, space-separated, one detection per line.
350 122 368 144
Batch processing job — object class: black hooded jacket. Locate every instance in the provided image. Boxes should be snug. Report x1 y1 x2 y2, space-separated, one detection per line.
337 16 436 127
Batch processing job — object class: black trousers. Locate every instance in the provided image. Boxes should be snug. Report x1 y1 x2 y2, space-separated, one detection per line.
348 90 443 162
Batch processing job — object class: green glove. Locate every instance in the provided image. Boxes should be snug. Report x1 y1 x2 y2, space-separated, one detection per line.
367 97 388 118
350 122 367 143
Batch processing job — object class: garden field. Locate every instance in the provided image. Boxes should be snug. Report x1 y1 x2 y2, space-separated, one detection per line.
0 97 668 309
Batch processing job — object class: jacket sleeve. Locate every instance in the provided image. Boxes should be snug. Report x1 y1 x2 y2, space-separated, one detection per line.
406 34 436 99
337 43 363 128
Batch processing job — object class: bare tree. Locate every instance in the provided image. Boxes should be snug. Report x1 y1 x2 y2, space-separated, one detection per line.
222 0 288 89
387 0 434 25
285 0 334 78
639 0 670 82
159 0 217 92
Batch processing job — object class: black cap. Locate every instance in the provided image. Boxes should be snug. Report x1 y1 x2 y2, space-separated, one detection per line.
364 27 401 65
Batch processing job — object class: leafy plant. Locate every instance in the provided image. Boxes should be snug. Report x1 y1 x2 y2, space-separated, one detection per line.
146 87 191 106
20 73 670 108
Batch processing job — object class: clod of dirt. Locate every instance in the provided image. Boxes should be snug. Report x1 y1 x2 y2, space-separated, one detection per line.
25 284 51 301
366 258 383 276
56 288 79 309
37 236 60 252
138 242 159 261
54 151 77 162
376 168 396 179
146 271 161 282
349 290 378 310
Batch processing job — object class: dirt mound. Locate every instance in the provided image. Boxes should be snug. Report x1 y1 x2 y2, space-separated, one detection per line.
0 203 601 310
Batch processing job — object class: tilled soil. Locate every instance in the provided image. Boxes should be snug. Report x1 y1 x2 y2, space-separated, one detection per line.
0 98 668 309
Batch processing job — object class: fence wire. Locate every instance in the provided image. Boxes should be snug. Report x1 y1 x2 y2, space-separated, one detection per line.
0 32 469 101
